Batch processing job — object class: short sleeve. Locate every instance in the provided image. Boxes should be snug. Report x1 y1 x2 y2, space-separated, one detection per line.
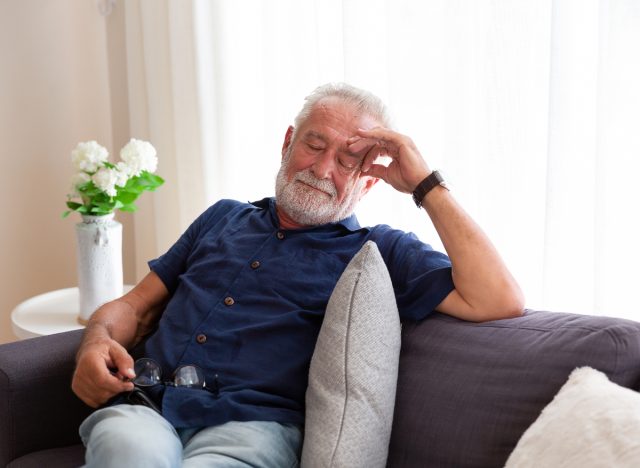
148 202 224 294
370 225 454 321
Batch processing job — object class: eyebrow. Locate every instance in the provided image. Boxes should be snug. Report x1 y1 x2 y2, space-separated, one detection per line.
303 131 328 143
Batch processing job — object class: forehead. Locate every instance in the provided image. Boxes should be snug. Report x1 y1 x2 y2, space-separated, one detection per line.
298 97 382 140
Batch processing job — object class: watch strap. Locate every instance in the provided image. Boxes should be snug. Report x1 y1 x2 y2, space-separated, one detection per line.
412 170 445 208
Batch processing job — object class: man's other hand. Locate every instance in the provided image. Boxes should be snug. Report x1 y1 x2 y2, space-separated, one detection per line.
72 338 136 408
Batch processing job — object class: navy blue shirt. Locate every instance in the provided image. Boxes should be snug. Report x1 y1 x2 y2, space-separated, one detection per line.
142 197 454 428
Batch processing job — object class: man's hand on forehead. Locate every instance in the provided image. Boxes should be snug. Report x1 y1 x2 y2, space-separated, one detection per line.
347 128 397 173
346 127 430 192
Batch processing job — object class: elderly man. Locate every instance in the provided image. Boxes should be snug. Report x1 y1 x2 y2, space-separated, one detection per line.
72 83 523 467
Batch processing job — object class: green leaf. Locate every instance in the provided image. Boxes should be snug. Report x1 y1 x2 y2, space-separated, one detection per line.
93 202 116 213
124 176 139 188
119 203 138 212
90 205 114 215
122 179 145 194
66 201 83 210
134 172 164 190
133 178 151 189
91 196 111 207
115 191 139 204
76 181 91 191
146 173 165 186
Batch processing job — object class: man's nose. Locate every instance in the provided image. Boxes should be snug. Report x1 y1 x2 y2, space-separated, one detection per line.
311 150 335 180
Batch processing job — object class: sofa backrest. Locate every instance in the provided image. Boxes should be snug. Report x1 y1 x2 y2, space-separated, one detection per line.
387 309 640 467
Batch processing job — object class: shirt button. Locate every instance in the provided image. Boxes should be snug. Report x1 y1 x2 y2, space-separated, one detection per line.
196 334 207 344
250 260 261 269
224 296 235 306
276 231 285 240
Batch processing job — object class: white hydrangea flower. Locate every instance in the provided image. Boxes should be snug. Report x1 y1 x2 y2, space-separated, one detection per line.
120 138 158 176
71 141 108 173
92 167 119 197
114 162 130 187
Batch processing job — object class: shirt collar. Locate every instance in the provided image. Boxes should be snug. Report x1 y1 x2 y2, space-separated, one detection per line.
250 197 365 233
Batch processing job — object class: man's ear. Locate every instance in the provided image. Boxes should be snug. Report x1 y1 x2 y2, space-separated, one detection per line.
281 126 294 159
358 176 380 200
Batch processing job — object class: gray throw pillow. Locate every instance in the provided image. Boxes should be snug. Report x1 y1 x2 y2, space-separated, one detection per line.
302 241 401 468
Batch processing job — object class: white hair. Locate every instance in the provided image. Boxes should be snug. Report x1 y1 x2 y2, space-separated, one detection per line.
292 83 392 134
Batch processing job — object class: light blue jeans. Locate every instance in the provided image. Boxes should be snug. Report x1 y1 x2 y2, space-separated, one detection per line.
79 404 302 467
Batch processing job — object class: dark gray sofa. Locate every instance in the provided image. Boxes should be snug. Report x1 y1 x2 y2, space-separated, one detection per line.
2 310 640 467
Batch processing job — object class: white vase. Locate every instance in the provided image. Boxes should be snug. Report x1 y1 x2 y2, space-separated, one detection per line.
75 213 123 324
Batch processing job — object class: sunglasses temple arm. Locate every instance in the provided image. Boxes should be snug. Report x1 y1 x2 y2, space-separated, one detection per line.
204 374 220 397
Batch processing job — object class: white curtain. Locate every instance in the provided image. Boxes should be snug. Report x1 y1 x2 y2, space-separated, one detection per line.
122 0 640 319
121 0 207 275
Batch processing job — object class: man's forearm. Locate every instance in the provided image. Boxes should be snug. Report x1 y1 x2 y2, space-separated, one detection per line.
76 299 142 361
422 185 524 319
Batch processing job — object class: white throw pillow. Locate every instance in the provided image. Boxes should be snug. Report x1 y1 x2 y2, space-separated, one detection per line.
505 367 640 468
301 241 401 468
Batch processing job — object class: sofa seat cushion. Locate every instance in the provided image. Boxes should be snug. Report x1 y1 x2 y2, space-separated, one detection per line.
7 444 85 468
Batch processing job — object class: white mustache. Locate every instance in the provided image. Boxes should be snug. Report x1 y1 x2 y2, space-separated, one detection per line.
294 170 337 197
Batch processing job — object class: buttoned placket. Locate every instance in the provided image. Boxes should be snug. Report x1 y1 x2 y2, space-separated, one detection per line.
186 226 282 358
179 223 296 405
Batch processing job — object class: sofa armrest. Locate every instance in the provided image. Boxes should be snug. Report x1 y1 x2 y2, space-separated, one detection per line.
0 329 92 466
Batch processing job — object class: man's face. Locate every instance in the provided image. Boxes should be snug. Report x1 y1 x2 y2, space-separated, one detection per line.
275 97 380 226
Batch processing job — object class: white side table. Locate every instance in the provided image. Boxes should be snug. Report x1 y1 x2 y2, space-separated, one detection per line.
11 286 133 340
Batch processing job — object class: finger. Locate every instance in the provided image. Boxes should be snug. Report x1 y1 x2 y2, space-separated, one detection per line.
73 367 133 408
347 136 379 155
361 143 390 174
348 136 399 161
356 126 404 144
98 374 135 396
364 163 389 182
109 343 136 380
90 357 135 391
100 373 135 395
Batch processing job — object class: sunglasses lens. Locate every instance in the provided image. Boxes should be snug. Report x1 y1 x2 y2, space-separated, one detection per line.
174 365 205 388
133 358 162 386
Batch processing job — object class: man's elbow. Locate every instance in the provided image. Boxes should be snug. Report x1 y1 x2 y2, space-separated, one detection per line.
474 291 525 322
499 300 525 319
488 292 525 321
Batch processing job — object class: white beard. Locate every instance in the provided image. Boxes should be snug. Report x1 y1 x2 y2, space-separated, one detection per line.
275 151 366 226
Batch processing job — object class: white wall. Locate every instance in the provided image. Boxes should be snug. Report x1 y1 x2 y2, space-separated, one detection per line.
0 0 135 344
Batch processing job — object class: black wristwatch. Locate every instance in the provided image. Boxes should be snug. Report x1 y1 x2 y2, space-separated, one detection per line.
411 170 448 208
